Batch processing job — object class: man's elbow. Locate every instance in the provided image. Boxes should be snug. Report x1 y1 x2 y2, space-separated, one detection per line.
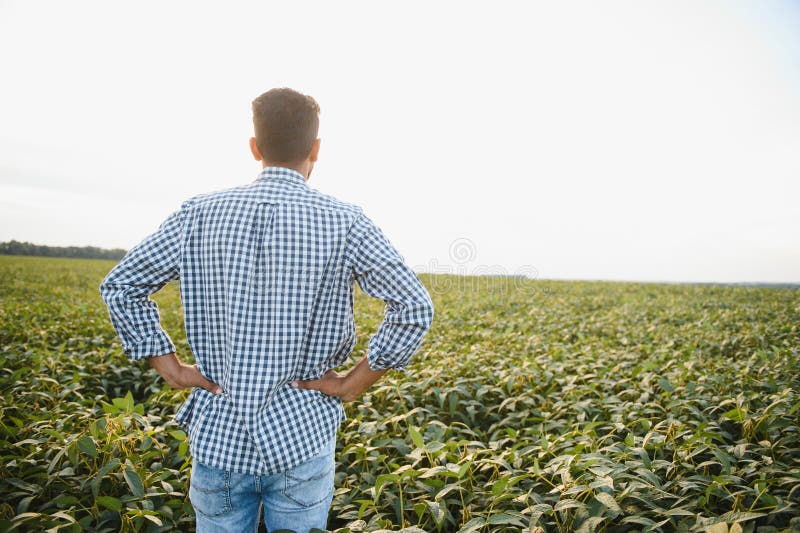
99 280 119 307
99 280 110 301
98 264 127 304
419 292 435 332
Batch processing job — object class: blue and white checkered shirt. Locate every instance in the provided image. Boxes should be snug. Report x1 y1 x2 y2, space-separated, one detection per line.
100 167 434 475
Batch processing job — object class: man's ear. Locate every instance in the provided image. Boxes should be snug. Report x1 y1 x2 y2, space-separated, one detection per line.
308 138 321 163
249 137 263 161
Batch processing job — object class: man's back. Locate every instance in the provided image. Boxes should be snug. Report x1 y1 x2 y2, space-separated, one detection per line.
101 166 434 475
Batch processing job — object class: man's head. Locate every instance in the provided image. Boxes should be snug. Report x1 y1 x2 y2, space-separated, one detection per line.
250 88 321 177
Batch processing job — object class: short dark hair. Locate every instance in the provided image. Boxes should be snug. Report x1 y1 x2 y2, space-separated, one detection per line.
252 88 320 163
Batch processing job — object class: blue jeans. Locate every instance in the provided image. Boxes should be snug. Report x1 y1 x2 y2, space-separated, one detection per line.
189 436 335 532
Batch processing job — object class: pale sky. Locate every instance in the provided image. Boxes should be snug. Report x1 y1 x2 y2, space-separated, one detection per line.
1 1 799 283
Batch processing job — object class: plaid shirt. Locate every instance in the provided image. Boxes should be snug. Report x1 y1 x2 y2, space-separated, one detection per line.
100 167 434 475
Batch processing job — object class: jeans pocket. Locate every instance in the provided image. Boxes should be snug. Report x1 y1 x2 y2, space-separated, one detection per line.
282 443 335 508
189 461 232 517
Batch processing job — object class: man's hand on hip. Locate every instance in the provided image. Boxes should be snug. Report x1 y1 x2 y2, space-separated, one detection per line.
291 355 388 402
148 352 224 395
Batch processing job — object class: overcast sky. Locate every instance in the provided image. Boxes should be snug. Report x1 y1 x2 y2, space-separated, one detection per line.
1 1 798 283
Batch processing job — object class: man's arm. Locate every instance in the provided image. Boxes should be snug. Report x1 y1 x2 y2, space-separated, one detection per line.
148 353 223 395
292 213 434 401
99 201 222 394
291 356 386 401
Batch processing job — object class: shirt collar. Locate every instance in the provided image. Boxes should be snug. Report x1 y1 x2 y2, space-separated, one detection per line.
256 166 308 187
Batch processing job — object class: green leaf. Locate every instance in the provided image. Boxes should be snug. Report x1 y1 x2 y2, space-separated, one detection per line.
100 459 122 477
716 511 766 523
15 496 34 515
178 440 189 458
576 516 606 533
409 425 424 449
169 430 187 441
529 503 553 514
50 510 77 523
425 500 445 526
457 460 472 479
53 494 80 508
418 466 447 479
658 377 675 393
90 458 121 497
723 407 747 422
66 440 79 465
96 496 123 512
554 499 585 512
424 440 446 454
621 515 657 527
101 401 120 414
10 512 42 525
456 518 485 533
143 514 163 526
373 473 399 502
123 391 134 412
77 436 97 458
124 468 144 498
435 483 462 501
487 513 526 527
594 491 621 516
491 476 509 497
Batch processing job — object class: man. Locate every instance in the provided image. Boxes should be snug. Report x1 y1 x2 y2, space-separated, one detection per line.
100 88 434 532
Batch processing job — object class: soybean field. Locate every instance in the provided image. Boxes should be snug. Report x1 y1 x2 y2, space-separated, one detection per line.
1 255 798 532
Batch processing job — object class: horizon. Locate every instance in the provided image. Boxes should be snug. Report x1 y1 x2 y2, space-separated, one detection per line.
2 243 798 287
2 1 799 284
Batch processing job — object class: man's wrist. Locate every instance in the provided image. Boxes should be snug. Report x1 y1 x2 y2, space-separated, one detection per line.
338 372 358 401
147 352 182 387
175 363 196 388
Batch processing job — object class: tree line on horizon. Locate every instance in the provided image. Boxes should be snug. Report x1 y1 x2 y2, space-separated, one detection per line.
0 240 127 260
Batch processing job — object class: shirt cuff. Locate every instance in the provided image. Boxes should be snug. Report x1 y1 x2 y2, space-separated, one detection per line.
367 351 412 372
123 330 176 361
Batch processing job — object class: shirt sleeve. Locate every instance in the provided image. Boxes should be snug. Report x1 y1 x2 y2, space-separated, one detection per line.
347 213 435 371
99 201 192 361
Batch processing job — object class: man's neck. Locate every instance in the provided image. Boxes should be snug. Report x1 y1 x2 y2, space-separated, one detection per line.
262 160 311 181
